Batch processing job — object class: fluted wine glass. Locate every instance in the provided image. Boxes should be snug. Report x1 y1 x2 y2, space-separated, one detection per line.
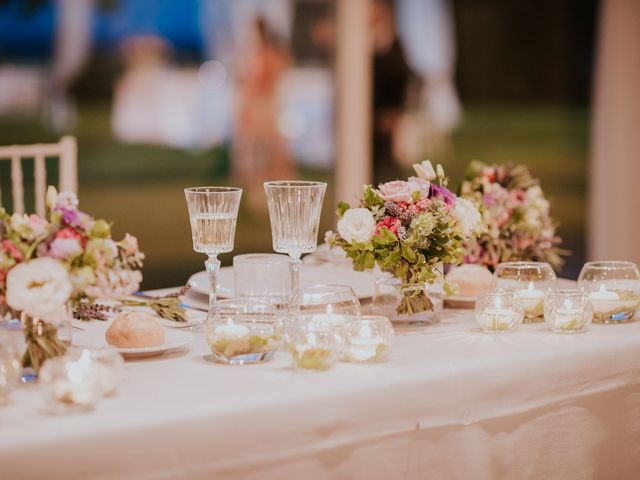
264 181 326 296
185 187 242 309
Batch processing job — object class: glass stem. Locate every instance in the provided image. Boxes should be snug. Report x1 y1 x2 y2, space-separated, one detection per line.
290 254 302 300
205 255 221 310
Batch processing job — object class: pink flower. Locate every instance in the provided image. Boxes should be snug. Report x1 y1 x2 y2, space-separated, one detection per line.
120 233 140 256
27 215 48 237
377 180 413 202
48 237 83 260
376 216 402 236
1 240 23 262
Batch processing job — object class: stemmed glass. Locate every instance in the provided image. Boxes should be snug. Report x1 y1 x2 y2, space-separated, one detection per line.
185 187 242 310
264 181 326 297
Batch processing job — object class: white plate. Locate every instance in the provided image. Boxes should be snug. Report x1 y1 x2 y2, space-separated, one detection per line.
188 264 375 299
76 327 194 358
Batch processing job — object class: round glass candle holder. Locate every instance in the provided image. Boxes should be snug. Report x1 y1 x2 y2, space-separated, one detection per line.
543 290 592 333
205 299 282 365
66 346 124 397
284 320 341 372
475 290 525 333
493 262 557 323
343 316 393 363
39 350 102 413
578 261 640 323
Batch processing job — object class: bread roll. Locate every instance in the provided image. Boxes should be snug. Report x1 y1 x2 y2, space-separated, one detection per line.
106 311 165 348
446 264 494 297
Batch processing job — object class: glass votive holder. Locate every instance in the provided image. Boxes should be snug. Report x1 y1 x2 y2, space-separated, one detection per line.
475 290 525 333
543 290 592 333
284 320 341 372
578 261 640 323
0 331 22 405
493 262 557 323
39 350 102 413
67 346 124 397
205 299 282 365
343 316 393 363
234 253 293 311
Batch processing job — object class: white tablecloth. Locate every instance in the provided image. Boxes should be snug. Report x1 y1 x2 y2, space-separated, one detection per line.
2 306 640 479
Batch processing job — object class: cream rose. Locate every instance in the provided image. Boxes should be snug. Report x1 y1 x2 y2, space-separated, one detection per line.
413 160 437 181
337 208 376 243
453 198 482 237
6 258 73 325
377 180 413 202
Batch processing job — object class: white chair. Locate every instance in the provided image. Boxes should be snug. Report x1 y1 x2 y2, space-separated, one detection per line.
0 136 77 217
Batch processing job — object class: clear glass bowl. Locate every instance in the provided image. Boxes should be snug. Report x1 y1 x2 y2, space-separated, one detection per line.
578 261 640 323
474 290 525 333
284 320 341 372
39 350 103 413
66 346 124 397
544 290 593 333
205 299 282 365
287 284 361 330
493 262 557 322
343 316 394 362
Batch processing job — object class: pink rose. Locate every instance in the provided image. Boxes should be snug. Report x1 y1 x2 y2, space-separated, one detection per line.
376 216 402 236
28 215 48 237
377 181 413 202
48 237 83 260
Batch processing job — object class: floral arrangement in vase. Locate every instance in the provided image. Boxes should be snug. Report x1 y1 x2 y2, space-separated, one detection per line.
327 161 482 315
459 161 567 271
0 187 184 372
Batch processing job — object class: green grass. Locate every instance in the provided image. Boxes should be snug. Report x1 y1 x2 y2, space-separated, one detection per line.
0 101 588 287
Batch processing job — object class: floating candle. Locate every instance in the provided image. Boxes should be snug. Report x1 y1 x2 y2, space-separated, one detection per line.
589 284 620 313
213 318 250 338
517 282 545 316
553 298 583 331
346 324 383 362
478 307 517 331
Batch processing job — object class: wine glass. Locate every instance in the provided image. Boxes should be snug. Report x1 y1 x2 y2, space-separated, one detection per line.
184 186 242 309
263 181 326 297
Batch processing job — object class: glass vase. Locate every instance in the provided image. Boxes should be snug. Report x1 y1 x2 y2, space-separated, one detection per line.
373 271 443 326
21 312 70 375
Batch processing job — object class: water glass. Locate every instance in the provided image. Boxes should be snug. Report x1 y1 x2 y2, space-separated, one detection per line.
264 180 327 297
544 290 592 333
185 186 242 309
233 253 293 311
578 261 640 323
493 262 557 322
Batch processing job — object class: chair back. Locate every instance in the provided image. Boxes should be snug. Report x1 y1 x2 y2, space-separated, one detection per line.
0 136 78 217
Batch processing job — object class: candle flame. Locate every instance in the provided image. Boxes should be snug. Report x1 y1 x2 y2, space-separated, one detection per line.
562 298 572 310
528 281 534 291
599 284 606 294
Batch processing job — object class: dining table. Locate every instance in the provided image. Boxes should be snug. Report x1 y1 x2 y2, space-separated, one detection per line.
1 265 640 480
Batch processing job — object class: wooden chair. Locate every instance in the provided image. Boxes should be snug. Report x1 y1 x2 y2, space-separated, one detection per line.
0 136 78 217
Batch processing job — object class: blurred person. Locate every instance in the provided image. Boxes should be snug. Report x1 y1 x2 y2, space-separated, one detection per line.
232 16 297 211
371 0 414 185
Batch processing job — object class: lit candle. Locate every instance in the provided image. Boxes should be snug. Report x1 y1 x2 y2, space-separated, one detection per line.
517 282 545 316
214 318 250 338
589 284 620 313
347 324 383 361
553 298 583 330
53 350 100 407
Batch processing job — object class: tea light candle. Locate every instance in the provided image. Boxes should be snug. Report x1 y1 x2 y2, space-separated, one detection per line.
214 318 250 338
346 324 383 362
589 284 620 313
553 298 583 330
53 351 100 408
517 282 545 314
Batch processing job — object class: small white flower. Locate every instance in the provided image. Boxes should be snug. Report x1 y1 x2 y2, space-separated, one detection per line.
337 208 376 243
453 198 482 236
56 191 79 210
413 160 437 181
6 258 73 325
45 186 58 210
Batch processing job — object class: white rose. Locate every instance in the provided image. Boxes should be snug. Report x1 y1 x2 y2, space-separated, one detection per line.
6 258 73 325
413 160 437 181
337 208 376 243
453 198 482 237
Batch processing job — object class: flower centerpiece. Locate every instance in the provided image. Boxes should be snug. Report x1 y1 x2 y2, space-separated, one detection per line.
459 161 567 271
327 161 482 317
0 187 187 371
